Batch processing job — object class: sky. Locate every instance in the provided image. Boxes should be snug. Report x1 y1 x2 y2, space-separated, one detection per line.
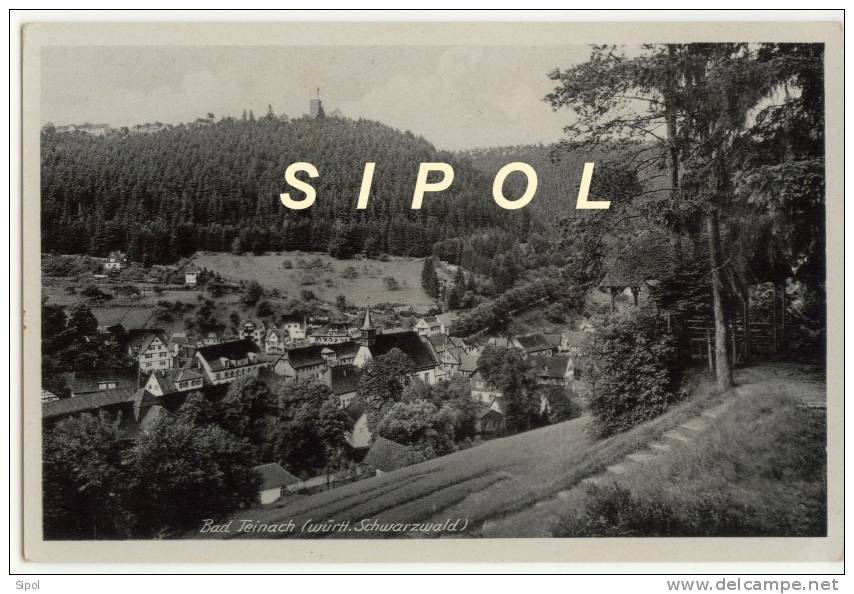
40 45 596 150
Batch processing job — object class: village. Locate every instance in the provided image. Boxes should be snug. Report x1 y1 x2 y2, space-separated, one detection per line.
42 249 593 507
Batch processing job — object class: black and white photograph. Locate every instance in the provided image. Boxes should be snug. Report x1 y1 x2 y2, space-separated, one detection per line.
18 18 842 566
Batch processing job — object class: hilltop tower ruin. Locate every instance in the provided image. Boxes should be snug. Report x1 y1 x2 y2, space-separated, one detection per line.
310 87 325 119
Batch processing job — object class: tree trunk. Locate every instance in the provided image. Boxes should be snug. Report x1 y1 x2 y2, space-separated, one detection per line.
665 45 682 258
706 207 733 390
742 289 751 364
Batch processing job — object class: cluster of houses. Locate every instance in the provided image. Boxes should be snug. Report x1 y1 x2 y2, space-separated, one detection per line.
42 303 591 503
52 122 113 136
46 114 214 137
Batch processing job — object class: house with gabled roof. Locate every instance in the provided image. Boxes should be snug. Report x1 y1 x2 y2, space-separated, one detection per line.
425 334 470 381
561 330 592 359
414 316 442 336
253 463 300 504
323 364 362 408
103 251 126 272
363 436 424 476
511 333 554 359
354 307 440 384
308 321 358 345
470 370 503 406
69 368 138 397
272 341 357 382
127 328 173 372
344 396 372 450
194 339 266 385
281 314 307 341
457 351 480 377
143 368 205 396
42 386 139 425
239 319 267 347
264 327 289 354
533 355 574 387
435 312 459 336
475 406 504 435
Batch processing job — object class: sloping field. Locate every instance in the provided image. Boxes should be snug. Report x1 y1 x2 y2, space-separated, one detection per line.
195 363 824 540
190 252 433 310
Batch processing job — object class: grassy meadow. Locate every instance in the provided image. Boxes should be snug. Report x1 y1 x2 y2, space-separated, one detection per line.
189 251 433 310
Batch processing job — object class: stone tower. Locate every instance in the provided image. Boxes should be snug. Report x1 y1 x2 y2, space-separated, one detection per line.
309 87 325 119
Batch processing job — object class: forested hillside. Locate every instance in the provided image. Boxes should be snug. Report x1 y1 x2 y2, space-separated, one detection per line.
460 144 600 227
41 114 520 264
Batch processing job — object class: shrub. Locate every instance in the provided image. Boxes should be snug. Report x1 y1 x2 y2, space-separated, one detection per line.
242 281 264 306
340 266 359 280
587 308 683 438
544 385 583 422
80 284 113 303
375 399 456 458
557 397 827 537
383 276 400 291
544 302 567 324
256 300 275 318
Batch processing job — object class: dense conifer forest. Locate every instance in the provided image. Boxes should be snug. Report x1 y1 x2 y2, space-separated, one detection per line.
41 113 523 264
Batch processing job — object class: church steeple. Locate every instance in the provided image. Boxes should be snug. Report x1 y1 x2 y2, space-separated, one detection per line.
360 305 377 347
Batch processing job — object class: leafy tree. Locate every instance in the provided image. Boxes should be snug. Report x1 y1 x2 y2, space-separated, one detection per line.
177 390 222 427
127 416 259 537
270 379 350 475
255 300 275 319
187 298 224 334
215 377 279 456
547 43 825 389
41 302 133 392
440 396 480 442
382 276 400 291
587 308 683 438
544 385 583 423
478 345 541 432
242 281 264 307
43 412 134 539
375 400 456 459
358 348 416 429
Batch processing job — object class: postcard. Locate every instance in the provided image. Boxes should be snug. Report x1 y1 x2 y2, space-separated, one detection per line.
19 18 843 564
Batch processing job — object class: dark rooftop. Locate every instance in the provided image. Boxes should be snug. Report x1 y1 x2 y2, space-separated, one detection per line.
43 386 137 419
328 364 362 396
71 368 138 395
363 437 424 473
514 334 552 352
253 463 300 490
195 339 260 361
371 331 438 371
